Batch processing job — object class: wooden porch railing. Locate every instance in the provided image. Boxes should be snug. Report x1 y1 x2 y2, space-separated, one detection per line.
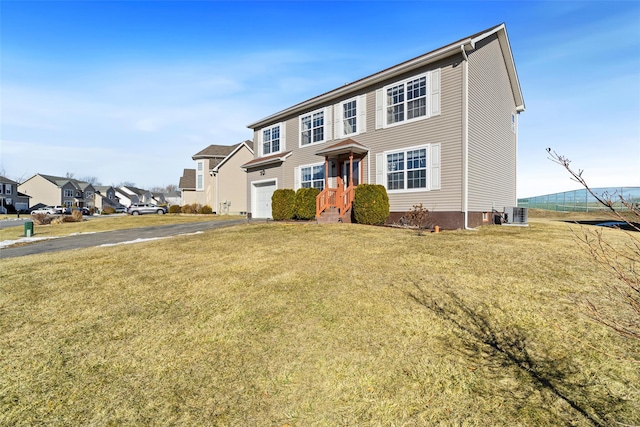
316 177 355 219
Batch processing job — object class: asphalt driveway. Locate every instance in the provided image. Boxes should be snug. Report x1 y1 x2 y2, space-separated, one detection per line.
0 218 248 259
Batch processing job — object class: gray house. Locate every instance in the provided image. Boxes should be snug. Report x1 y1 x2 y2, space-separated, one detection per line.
0 176 30 213
242 24 525 228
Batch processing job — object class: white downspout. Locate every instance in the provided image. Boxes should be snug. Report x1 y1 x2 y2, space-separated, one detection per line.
461 45 471 230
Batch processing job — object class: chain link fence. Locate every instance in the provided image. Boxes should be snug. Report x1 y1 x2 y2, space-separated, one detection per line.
518 187 640 212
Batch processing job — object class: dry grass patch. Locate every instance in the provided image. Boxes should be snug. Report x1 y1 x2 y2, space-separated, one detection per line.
1 221 638 425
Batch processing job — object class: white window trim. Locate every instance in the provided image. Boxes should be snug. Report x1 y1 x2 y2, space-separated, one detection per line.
294 161 325 191
511 113 517 134
299 107 332 148
196 161 204 191
376 69 440 130
64 189 74 197
378 143 440 194
335 94 367 139
5 185 11 195
259 122 285 157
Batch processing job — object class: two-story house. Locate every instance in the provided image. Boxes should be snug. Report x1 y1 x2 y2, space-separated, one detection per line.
94 185 124 212
182 141 254 214
242 24 524 228
18 174 96 211
0 176 30 213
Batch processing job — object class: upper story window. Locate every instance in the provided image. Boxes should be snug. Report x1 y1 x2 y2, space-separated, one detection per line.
5 185 11 195
64 189 73 197
196 161 204 191
375 69 440 129
85 191 93 199
300 109 324 146
261 123 282 156
377 143 441 193
511 113 517 133
336 95 367 138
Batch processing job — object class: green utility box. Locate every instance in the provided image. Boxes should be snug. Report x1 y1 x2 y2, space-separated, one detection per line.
24 221 34 237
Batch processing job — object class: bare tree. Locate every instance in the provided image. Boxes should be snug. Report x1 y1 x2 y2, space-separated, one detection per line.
547 148 639 342
65 172 75 178
80 176 101 185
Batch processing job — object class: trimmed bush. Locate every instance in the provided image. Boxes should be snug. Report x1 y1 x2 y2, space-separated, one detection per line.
181 203 200 214
199 205 213 214
102 206 115 215
271 189 296 220
168 205 181 214
353 184 390 225
294 187 320 220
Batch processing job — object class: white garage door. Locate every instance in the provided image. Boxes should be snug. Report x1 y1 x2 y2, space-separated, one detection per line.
253 180 277 219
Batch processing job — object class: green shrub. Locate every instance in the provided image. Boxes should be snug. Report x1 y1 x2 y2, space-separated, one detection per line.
102 206 115 215
271 189 296 220
199 205 213 214
294 187 320 220
353 184 390 225
168 205 181 214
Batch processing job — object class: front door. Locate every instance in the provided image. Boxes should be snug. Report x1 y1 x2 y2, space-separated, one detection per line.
342 159 360 188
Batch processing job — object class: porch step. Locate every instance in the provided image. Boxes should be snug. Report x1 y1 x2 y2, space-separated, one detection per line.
316 207 352 224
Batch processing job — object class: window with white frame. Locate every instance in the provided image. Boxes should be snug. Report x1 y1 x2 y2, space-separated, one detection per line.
376 69 440 129
511 113 517 133
0 184 4 194
335 96 366 138
261 124 282 156
64 189 73 197
300 164 325 190
377 144 440 193
300 110 324 146
65 201 73 208
196 161 204 190
85 191 93 199
4 185 10 195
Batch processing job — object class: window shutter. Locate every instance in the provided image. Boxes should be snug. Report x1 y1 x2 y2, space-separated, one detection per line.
294 167 301 190
334 103 342 139
279 122 286 151
358 94 367 133
430 143 441 190
375 153 385 185
375 89 383 130
324 107 332 141
430 69 441 116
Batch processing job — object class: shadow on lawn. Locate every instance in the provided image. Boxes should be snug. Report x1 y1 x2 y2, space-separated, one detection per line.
406 283 626 427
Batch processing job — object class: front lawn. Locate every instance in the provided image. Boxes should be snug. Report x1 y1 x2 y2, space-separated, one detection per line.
1 220 638 425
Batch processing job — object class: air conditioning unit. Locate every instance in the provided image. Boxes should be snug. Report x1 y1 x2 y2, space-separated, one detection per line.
503 207 528 226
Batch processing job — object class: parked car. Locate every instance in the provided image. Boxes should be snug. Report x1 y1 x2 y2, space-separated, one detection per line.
31 206 56 215
51 205 71 215
114 206 127 213
76 207 91 215
127 203 167 216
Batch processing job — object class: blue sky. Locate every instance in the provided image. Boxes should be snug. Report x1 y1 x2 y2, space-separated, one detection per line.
1 1 638 197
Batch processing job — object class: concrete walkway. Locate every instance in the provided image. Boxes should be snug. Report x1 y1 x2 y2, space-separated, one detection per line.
0 219 248 259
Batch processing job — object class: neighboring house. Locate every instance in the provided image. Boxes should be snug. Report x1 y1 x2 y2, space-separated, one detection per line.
164 191 181 206
184 141 254 214
151 192 167 205
94 185 124 211
242 24 524 228
178 169 196 206
115 186 153 207
0 176 30 213
18 174 96 210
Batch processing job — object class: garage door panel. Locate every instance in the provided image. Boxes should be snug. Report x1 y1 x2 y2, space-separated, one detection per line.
253 181 276 219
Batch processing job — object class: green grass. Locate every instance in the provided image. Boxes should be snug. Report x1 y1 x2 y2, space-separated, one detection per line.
1 220 638 425
0 214 243 241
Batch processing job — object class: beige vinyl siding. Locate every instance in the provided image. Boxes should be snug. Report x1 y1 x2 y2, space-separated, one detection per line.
217 146 253 214
468 34 518 211
363 56 464 212
18 175 61 207
248 56 465 214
